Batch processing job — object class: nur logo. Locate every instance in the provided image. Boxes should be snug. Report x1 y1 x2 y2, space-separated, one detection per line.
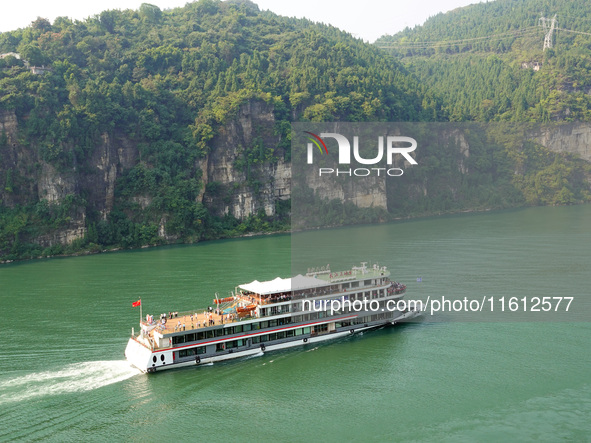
304 132 418 177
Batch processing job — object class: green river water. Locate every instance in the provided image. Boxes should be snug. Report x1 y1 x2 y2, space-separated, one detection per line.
0 205 590 442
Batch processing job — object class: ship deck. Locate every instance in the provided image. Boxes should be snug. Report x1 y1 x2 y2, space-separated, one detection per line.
139 264 393 339
154 310 232 335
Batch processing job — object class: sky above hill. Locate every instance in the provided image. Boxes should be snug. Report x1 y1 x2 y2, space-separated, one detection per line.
0 0 485 43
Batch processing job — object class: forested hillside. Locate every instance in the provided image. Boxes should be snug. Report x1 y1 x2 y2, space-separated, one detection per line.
376 0 591 121
1 0 590 262
369 0 591 221
0 0 434 260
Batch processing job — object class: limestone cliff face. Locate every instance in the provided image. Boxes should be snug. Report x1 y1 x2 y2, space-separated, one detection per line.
201 100 289 218
0 109 139 247
35 133 139 246
303 166 388 209
200 101 388 220
83 132 139 219
531 123 591 162
0 110 17 143
0 110 36 208
3 101 591 253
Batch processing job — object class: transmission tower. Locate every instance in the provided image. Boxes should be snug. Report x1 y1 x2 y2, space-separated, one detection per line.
539 14 557 50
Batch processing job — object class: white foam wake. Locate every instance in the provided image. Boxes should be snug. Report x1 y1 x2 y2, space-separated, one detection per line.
245 351 264 359
0 360 142 404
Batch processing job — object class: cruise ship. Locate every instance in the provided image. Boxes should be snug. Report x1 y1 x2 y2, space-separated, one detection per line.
125 263 421 373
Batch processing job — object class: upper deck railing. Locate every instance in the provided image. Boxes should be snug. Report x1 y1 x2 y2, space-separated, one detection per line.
141 279 404 337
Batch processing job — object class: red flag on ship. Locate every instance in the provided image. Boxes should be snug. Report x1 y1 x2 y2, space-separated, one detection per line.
132 299 141 307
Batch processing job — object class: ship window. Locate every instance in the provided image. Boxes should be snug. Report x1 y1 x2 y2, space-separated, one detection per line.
294 329 302 336
243 323 252 331
172 335 186 345
205 331 214 339
303 327 311 334
197 332 205 340
351 281 359 288
252 336 260 344
364 279 372 286
196 346 206 354
269 320 277 327
214 329 224 337
234 325 243 333
226 340 236 349
268 333 277 341
286 330 295 337
260 321 269 329
260 335 269 343
277 331 286 339
186 333 196 342
225 327 234 335
179 348 199 358
236 339 244 347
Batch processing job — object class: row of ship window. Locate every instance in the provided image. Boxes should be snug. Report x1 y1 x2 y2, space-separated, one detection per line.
174 312 394 359
261 289 390 317
171 303 395 346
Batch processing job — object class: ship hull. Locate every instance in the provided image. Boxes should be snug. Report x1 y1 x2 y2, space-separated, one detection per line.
126 321 409 373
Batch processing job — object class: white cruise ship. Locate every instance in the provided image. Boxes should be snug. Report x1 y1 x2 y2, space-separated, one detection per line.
125 262 420 373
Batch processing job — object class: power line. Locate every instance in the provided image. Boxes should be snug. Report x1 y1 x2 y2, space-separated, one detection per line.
377 22 591 53
554 26 591 37
376 28 540 50
377 26 539 47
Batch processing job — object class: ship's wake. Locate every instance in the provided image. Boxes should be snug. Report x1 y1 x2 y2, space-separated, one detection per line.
0 360 142 404
244 351 264 359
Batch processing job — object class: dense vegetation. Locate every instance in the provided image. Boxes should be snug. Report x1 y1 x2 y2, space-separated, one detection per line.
0 0 433 260
1 0 590 261
376 0 591 122
371 0 591 221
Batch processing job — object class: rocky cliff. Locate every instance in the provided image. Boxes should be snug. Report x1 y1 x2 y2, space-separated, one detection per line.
531 123 591 162
0 110 139 248
2 104 591 257
201 100 290 218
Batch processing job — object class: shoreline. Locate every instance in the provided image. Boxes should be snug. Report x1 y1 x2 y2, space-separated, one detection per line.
0 202 583 264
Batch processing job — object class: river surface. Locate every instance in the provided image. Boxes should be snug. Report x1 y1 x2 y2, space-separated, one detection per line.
1 205 590 442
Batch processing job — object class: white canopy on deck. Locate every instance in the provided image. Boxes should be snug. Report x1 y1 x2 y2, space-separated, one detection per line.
239 274 326 295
